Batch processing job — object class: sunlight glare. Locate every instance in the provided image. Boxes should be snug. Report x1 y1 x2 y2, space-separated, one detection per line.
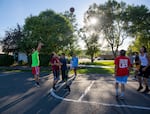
89 17 97 25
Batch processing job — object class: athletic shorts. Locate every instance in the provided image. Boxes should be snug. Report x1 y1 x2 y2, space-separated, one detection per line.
53 70 60 81
71 66 78 70
32 66 40 75
115 76 128 84
138 66 150 78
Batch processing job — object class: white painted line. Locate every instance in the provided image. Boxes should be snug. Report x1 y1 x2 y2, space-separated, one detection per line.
50 89 150 110
78 81 94 101
72 80 137 83
78 65 114 68
47 75 75 94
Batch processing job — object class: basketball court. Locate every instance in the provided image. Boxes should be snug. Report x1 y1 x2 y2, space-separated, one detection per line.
0 72 150 114
49 74 150 114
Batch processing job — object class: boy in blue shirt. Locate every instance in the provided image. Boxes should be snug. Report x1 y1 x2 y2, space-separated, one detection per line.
70 54 78 77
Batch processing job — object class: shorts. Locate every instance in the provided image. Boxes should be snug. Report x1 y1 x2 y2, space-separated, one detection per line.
71 66 78 70
32 66 40 75
138 66 150 78
53 70 60 81
115 76 128 84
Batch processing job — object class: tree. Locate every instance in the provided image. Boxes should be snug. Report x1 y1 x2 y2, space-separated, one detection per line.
85 34 99 62
79 27 100 62
125 5 150 52
1 24 23 54
21 10 74 54
84 0 129 58
62 10 80 55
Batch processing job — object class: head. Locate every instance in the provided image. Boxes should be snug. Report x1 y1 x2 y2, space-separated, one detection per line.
135 52 139 55
120 50 126 56
140 46 147 53
61 53 65 58
32 48 35 53
50 52 57 59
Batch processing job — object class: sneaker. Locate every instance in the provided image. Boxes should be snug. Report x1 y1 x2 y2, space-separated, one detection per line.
137 86 143 91
35 83 40 87
132 77 136 80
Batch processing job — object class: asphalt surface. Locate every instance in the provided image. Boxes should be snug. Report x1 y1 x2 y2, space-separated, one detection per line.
0 71 150 114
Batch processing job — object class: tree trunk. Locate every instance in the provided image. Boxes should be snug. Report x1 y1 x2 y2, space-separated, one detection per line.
91 54 94 63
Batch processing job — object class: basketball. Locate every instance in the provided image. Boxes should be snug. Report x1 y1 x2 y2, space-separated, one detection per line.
70 7 75 13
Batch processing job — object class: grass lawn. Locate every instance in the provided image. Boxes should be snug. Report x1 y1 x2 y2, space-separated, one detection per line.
0 60 115 74
79 60 114 66
69 67 114 74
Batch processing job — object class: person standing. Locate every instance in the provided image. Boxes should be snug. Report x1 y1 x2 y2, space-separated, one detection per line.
50 52 61 90
60 53 68 82
137 46 150 93
70 54 78 77
31 42 43 87
60 53 70 91
114 50 131 99
133 52 141 80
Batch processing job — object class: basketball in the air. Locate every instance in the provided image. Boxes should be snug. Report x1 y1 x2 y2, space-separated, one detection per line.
70 7 75 13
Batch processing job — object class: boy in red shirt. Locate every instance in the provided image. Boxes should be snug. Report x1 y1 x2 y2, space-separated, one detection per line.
114 50 131 99
50 52 61 90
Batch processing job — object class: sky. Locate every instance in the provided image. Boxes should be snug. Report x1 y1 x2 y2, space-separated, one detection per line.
0 0 150 50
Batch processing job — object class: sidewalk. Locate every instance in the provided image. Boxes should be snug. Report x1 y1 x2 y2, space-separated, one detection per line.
0 66 50 71
0 65 114 72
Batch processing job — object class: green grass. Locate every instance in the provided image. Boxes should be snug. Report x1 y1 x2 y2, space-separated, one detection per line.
80 60 114 66
73 67 114 74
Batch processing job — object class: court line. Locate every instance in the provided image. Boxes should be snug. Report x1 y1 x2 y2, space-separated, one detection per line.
78 81 94 101
72 80 137 83
50 89 150 110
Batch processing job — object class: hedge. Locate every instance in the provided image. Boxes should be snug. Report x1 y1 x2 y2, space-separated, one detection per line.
28 54 50 66
0 54 14 66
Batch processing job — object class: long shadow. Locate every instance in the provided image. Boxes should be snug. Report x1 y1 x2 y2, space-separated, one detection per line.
0 72 50 97
0 72 50 111
24 86 71 114
0 92 35 113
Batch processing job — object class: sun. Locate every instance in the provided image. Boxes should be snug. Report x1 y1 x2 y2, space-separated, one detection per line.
89 17 97 25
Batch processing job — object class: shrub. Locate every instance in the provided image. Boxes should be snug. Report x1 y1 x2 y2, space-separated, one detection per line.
0 54 14 66
28 54 50 66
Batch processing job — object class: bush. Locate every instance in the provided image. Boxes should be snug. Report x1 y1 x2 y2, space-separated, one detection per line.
0 54 14 66
28 54 50 66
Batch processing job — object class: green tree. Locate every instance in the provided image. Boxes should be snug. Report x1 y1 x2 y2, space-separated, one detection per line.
21 10 74 54
79 27 99 62
84 0 129 58
1 24 23 54
62 10 80 56
125 5 150 52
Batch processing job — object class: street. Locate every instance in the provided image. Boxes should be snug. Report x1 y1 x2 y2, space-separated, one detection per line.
0 72 150 114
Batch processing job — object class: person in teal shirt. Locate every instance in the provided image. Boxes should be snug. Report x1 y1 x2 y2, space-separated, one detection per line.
70 54 78 77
